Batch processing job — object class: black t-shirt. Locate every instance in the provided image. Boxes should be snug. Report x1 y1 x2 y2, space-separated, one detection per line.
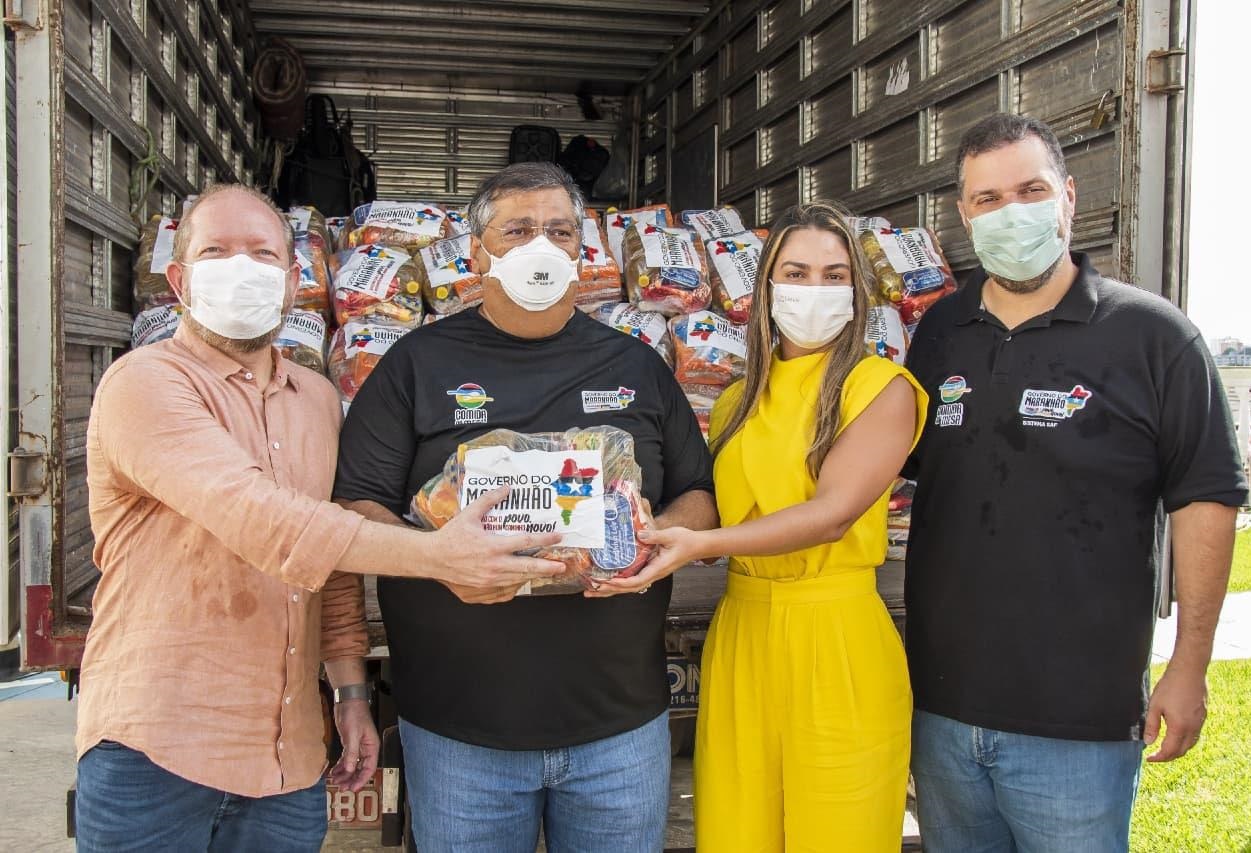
333 308 714 749
904 254 1248 742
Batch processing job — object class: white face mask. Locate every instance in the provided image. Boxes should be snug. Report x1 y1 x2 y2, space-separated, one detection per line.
485 235 578 312
179 253 287 340
770 283 855 350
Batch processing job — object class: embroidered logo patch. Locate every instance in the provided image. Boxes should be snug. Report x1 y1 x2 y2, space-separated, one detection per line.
938 375 972 404
1019 385 1093 421
448 382 493 425
582 387 636 413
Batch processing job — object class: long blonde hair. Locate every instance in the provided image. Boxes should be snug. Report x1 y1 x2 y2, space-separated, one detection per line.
711 202 875 479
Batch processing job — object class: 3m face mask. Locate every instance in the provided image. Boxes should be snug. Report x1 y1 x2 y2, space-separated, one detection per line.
969 198 1067 283
770 283 855 349
485 235 578 312
180 253 287 340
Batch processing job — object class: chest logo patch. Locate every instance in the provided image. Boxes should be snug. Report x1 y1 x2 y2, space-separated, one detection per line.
582 387 636 414
935 376 971 427
1019 385 1093 422
448 382 493 425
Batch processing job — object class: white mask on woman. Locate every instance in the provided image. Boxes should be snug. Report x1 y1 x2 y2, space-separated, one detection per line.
770 283 855 349
180 253 287 340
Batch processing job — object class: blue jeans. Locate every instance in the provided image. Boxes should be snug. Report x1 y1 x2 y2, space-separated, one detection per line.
399 712 670 853
75 741 326 852
911 710 1143 853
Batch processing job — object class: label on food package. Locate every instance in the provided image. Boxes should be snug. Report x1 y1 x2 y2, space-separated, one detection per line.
876 228 940 274
581 217 611 267
131 304 182 348
336 245 409 298
149 217 179 273
295 248 317 283
420 235 475 288
354 201 446 237
276 310 327 351
846 216 890 235
444 210 471 236
590 491 640 570
707 232 763 300
285 207 313 233
341 319 408 359
460 446 606 547
865 303 908 365
684 208 747 240
682 310 748 359
604 304 669 348
637 224 700 271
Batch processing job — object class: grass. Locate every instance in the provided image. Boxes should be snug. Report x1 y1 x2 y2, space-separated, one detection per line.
1129 659 1251 852
1228 528 1251 594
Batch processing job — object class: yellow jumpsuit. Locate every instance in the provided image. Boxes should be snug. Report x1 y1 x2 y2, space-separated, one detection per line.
695 352 927 852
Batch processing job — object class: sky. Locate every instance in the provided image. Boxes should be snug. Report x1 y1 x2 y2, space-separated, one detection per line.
1185 2 1251 345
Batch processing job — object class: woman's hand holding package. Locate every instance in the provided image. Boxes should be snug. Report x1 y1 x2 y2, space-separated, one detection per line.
585 525 715 597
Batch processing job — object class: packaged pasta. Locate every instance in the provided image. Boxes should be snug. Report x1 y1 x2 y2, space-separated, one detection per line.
858 225 957 303
293 231 333 319
333 244 425 328
418 233 483 315
681 206 748 241
604 204 671 269
591 302 674 367
131 304 183 349
409 427 654 595
275 309 328 373
328 318 412 405
577 212 623 307
346 200 448 253
622 223 711 316
133 215 180 309
285 205 332 252
670 310 748 388
864 301 909 365
705 230 766 324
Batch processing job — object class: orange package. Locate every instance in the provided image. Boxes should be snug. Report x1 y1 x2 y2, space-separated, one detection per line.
577 211 623 306
328 318 413 408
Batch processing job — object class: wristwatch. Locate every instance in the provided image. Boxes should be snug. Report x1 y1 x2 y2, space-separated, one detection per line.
332 683 372 705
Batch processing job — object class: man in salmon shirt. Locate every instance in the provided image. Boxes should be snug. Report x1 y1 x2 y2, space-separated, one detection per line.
75 184 566 852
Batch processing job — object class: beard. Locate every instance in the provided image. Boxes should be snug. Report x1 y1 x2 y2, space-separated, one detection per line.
183 312 281 354
991 251 1065 294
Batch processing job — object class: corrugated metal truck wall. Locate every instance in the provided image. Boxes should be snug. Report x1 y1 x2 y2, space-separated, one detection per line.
11 0 259 668
638 0 1167 290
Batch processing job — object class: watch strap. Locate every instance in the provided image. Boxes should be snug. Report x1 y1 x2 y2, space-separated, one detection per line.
333 683 371 704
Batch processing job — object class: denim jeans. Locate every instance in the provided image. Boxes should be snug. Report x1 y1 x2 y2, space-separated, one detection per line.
911 710 1143 853
75 741 326 853
399 712 670 853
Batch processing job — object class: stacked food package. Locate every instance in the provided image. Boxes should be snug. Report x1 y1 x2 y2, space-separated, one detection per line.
576 211 623 309
275 309 329 374
133 215 181 310
886 478 915 562
669 310 749 436
590 303 674 367
328 317 411 414
417 233 482 316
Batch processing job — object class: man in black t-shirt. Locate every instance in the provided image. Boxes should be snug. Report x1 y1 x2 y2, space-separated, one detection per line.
334 163 716 852
904 115 1247 853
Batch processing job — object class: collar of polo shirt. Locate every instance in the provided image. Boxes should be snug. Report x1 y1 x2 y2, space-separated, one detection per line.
955 251 1102 328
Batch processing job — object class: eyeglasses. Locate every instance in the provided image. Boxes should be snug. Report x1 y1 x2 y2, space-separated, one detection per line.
485 221 581 250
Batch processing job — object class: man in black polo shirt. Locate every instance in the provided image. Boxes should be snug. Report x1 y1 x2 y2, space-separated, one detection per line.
904 114 1247 852
333 162 717 852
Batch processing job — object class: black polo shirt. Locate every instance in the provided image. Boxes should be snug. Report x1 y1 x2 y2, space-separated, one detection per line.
904 253 1247 742
333 307 713 750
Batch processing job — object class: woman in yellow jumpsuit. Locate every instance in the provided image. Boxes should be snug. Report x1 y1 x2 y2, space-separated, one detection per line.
595 202 927 851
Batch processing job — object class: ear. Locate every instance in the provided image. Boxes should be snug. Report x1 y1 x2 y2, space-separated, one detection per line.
166 260 186 300
471 234 493 278
283 260 300 307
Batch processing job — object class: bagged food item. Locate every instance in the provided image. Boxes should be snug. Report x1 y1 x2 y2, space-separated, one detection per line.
622 223 711 316
864 301 909 365
577 212 623 306
684 389 716 440
325 216 350 252
328 318 412 404
443 210 471 237
418 234 483 315
333 244 425 328
899 282 956 336
346 200 447 252
131 304 183 349
285 205 332 251
591 302 674 367
670 310 748 387
604 205 671 269
293 231 333 318
846 215 891 235
705 230 766 324
681 206 748 241
858 225 957 303
133 215 180 309
275 309 328 373
409 427 654 595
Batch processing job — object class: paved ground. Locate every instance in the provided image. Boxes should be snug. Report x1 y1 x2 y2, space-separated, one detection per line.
3 591 1244 851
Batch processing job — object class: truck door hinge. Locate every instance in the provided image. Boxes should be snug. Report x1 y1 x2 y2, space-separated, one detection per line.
8 448 48 498
1146 48 1186 95
3 0 44 30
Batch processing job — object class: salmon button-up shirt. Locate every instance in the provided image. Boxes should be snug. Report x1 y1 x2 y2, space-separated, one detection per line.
76 324 367 797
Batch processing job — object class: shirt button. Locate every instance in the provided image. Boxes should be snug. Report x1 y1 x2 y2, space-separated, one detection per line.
272 441 281 450
278 741 284 750
288 647 296 655
244 372 254 380
291 593 299 602
285 696 292 705
1005 335 1013 342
